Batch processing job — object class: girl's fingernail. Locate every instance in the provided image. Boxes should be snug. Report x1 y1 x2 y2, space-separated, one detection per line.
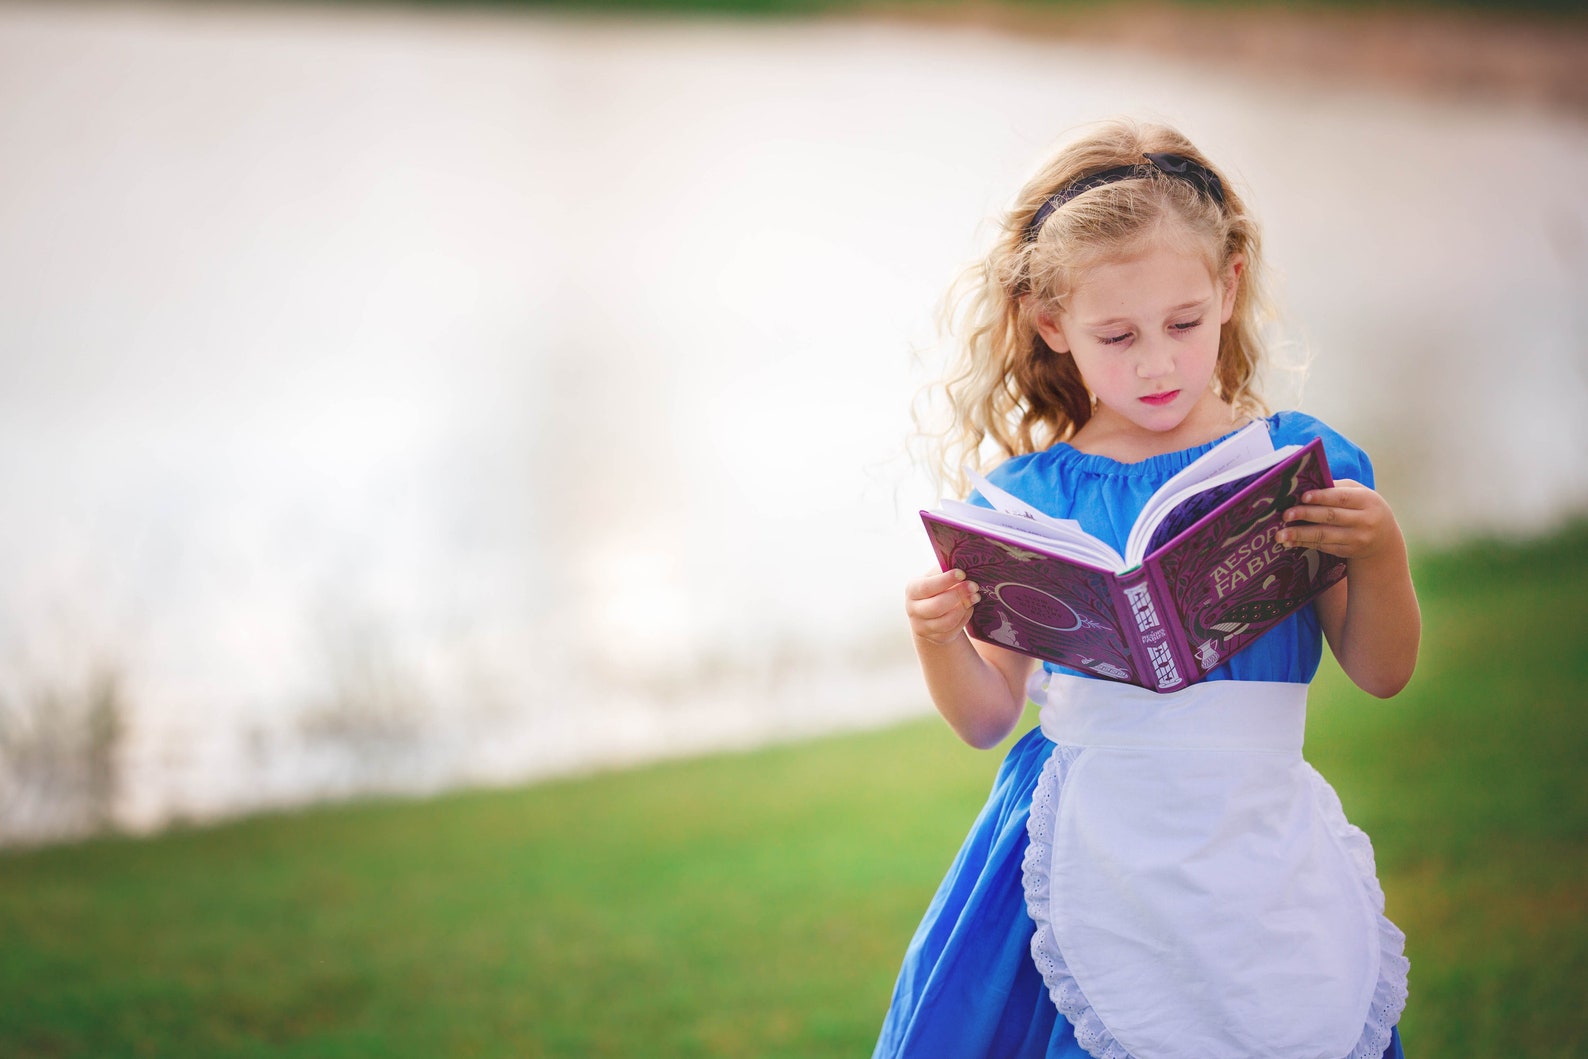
954 569 967 581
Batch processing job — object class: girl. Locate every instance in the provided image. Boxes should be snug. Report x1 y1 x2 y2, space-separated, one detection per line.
877 120 1419 1059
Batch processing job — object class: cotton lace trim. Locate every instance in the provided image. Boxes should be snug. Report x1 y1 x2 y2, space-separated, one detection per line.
1304 761 1411 1059
1020 746 1410 1059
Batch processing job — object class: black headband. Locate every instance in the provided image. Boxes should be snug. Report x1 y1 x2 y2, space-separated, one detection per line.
1023 152 1226 243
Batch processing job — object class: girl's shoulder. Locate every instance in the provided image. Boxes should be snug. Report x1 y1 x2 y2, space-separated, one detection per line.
1266 410 1375 488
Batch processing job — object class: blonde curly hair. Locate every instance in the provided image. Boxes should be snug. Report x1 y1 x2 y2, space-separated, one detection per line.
923 119 1272 496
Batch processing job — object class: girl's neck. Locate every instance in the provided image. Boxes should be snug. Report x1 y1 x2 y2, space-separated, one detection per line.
1068 392 1248 463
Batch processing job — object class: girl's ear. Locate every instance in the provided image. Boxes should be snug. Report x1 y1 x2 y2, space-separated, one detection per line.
1219 253 1246 324
1030 304 1069 354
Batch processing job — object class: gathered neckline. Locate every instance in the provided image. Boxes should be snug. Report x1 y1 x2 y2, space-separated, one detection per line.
1042 415 1274 478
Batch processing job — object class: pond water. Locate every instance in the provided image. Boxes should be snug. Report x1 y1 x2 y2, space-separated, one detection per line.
1 2 1584 839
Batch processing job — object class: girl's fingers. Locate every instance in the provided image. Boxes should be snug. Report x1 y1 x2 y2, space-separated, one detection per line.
906 567 969 600
1285 487 1367 523
1280 524 1342 548
1280 510 1379 554
1280 481 1404 562
1283 505 1347 531
906 580 982 616
1296 481 1364 506
906 570 982 607
1283 483 1382 536
905 569 982 642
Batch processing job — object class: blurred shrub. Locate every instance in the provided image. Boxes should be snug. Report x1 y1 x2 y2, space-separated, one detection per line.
0 666 124 845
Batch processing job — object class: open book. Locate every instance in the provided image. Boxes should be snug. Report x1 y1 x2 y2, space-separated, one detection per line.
920 422 1347 692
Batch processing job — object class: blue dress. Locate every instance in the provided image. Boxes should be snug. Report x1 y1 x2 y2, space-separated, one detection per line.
874 412 1407 1059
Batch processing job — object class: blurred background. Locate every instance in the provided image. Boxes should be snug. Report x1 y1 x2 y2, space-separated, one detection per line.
0 0 1584 843
1 2 1586 1056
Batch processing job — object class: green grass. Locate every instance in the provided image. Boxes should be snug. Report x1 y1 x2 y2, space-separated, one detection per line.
1 522 1586 1057
1306 525 1588 1056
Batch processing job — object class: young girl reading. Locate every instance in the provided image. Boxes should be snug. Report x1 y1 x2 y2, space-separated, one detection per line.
878 119 1419 1059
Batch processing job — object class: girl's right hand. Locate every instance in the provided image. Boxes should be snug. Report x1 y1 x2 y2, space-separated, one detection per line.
904 568 982 646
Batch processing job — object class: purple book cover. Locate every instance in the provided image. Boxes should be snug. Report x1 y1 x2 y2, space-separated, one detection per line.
920 519 1142 685
1146 439 1346 680
919 437 1345 692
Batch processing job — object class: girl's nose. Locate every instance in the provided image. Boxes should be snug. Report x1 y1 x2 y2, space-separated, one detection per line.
1136 341 1174 378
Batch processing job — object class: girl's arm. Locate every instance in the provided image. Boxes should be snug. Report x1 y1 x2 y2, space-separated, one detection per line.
905 568 1038 748
1281 480 1420 697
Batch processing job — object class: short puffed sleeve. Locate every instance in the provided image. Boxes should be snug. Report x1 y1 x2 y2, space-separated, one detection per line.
1269 411 1374 491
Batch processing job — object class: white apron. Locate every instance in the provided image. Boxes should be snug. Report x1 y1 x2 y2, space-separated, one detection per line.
1021 673 1408 1059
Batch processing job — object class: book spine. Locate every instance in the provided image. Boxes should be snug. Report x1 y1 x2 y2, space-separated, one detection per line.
1103 575 1150 683
1112 568 1189 693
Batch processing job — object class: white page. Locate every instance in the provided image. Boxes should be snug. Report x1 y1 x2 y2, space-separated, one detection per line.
959 466 1123 567
1123 421 1274 562
1152 421 1273 504
1123 444 1300 565
931 504 1124 569
965 467 1065 526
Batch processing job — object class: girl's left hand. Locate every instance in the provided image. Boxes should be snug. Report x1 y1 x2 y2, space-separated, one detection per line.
1278 479 1405 562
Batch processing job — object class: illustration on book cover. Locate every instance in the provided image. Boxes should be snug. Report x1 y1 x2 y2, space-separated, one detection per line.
1156 447 1346 668
928 527 1140 682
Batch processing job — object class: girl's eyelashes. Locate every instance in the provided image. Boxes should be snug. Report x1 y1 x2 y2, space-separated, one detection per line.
1098 317 1206 346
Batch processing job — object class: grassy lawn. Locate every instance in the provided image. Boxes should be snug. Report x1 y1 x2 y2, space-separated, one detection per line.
1 522 1585 1057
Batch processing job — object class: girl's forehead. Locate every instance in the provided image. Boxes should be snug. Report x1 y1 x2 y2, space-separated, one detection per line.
1079 222 1219 274
1070 245 1220 299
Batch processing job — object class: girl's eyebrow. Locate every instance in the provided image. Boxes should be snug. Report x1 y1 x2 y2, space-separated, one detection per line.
1078 298 1212 329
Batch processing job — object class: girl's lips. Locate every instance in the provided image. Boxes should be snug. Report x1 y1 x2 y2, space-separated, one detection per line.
1140 390 1180 406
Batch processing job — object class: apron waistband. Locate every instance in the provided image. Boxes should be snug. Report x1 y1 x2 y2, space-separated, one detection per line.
1031 672 1308 753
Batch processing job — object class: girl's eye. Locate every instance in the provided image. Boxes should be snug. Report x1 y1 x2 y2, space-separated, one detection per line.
1098 333 1131 346
1171 319 1203 333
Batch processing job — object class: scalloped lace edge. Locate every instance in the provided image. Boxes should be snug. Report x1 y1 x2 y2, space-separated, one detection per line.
1020 747 1409 1059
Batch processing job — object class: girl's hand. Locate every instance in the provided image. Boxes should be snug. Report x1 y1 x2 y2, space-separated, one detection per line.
1282 479 1420 698
1278 480 1404 562
904 568 1033 748
905 568 982 646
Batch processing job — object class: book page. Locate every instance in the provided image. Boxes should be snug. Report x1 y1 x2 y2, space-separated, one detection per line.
1137 421 1272 520
945 466 1126 569
1122 422 1279 564
928 504 1124 569
965 468 1076 530
1125 445 1299 565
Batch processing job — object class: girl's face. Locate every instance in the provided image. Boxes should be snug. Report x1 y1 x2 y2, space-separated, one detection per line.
1035 243 1241 442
